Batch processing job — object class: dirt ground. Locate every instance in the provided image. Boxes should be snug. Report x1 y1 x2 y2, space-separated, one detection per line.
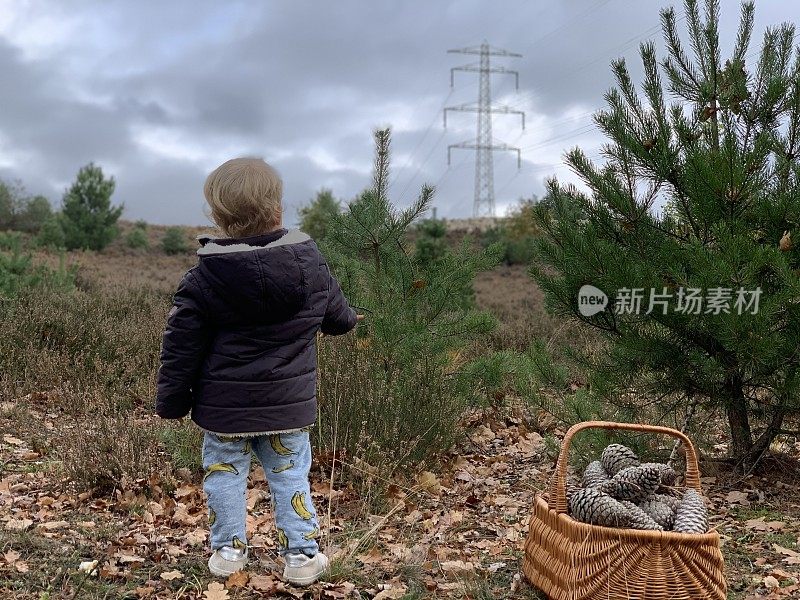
2 229 800 598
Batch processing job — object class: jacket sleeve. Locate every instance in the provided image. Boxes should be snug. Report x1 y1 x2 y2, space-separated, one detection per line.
320 266 358 336
156 270 210 419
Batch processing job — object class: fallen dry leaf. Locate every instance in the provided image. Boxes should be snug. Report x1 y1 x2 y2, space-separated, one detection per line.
726 490 750 506
225 570 249 588
416 471 441 496
14 560 29 573
773 543 800 565
39 520 70 531
248 574 276 593
440 560 475 573
160 569 184 581
185 528 207 546
5 518 33 531
203 581 229 600
771 567 795 581
373 585 408 600
744 517 785 532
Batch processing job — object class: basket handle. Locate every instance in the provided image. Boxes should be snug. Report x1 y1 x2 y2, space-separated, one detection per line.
548 420 702 514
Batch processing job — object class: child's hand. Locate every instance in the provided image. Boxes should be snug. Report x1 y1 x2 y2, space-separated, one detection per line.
320 314 363 338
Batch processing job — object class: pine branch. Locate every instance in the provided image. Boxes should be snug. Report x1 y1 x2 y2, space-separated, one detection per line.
661 5 703 99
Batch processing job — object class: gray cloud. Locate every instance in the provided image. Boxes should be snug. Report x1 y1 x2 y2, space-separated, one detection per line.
1 0 798 224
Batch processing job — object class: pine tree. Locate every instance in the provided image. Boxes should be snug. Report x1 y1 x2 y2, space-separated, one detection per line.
317 128 501 467
324 129 498 350
531 0 800 469
61 163 122 251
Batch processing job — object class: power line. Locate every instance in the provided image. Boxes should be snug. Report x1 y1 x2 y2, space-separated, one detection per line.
389 87 454 190
504 13 687 114
524 0 617 51
433 153 470 189
397 129 447 201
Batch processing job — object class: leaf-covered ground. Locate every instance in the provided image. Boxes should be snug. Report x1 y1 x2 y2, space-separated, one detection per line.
2 398 799 599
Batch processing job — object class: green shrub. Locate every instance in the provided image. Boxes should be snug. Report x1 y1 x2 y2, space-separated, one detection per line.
504 236 537 265
35 217 66 249
413 218 448 265
161 227 188 255
126 227 149 250
0 230 24 251
480 198 542 265
0 245 74 298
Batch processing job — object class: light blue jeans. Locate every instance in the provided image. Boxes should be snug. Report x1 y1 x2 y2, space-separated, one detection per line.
202 430 320 556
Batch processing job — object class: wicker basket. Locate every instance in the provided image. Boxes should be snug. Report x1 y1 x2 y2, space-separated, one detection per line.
523 421 726 600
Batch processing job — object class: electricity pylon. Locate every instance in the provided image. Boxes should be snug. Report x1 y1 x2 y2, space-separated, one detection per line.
444 42 525 218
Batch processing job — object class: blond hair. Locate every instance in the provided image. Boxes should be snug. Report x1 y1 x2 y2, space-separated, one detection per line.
204 157 283 238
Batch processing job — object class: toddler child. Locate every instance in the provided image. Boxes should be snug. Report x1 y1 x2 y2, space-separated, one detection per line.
156 158 358 585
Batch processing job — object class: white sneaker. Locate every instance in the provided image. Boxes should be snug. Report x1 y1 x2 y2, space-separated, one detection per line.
283 551 329 586
208 546 248 577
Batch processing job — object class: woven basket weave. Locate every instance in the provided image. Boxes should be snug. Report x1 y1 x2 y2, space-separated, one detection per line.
523 421 726 600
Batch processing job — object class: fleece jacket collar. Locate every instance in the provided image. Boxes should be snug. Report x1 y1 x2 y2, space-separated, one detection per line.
196 229 310 256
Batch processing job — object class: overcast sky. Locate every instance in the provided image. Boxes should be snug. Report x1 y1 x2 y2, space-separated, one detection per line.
1 0 798 227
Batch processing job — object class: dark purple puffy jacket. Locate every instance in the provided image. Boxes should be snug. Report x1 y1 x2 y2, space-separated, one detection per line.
155 228 357 433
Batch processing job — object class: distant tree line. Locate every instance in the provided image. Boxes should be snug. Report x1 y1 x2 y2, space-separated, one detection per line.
1 163 191 254
1 163 122 251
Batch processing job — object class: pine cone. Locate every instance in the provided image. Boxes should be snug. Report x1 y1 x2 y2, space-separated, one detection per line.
620 501 664 530
565 473 582 502
780 230 793 252
638 499 676 529
655 484 684 498
598 465 661 502
568 488 631 528
582 460 610 488
652 492 682 510
641 462 678 486
600 444 640 475
673 489 708 533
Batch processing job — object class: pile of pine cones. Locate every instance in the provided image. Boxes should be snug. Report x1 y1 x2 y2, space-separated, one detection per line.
566 443 709 533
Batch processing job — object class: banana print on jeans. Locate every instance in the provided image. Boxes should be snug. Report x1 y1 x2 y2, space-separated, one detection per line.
202 430 320 556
